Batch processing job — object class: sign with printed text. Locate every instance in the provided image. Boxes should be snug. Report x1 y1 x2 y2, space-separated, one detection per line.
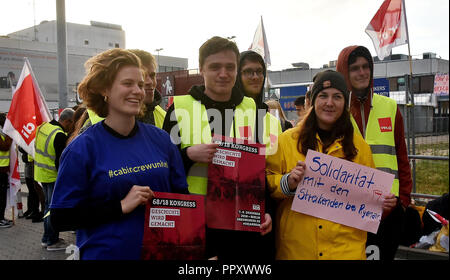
434 73 449 96
280 97 297 111
291 150 394 233
141 192 205 260
207 134 266 232
373 78 390 97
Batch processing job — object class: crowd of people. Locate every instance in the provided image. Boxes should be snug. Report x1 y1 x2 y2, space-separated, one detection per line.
0 36 416 261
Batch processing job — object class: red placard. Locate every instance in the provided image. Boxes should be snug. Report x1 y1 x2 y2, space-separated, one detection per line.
206 135 266 232
141 192 205 260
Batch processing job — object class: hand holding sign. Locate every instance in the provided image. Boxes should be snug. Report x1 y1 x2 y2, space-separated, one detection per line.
288 161 306 192
187 143 220 163
381 193 398 219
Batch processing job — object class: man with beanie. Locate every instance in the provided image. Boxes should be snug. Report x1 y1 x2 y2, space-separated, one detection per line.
337 46 412 260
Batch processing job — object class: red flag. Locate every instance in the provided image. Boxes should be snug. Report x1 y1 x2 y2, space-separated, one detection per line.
5 142 21 215
2 58 51 158
365 0 408 60
249 16 271 66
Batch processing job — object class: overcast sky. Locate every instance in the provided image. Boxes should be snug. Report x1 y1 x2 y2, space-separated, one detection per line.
1 0 449 70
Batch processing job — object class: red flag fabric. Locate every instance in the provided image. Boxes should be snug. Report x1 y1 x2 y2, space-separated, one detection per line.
5 142 21 214
365 0 408 60
2 58 51 158
249 16 271 66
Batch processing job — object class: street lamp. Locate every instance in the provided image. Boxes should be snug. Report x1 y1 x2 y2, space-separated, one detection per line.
155 48 163 72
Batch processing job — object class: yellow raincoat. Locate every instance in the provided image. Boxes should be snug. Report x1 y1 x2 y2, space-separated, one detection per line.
266 127 376 260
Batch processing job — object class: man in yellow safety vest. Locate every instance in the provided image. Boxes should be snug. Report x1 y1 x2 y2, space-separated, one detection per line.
163 36 273 261
34 108 74 251
337 45 413 261
0 113 13 228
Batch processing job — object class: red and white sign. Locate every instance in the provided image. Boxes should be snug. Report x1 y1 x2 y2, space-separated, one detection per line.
365 0 408 60
434 73 449 96
2 58 51 157
378 117 393 132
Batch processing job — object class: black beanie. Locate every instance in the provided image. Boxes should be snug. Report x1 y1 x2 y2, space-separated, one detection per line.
311 70 349 106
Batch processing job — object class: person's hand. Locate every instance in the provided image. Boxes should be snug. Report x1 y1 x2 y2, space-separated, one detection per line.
186 143 220 163
260 213 272 236
381 193 397 220
121 185 154 214
287 161 306 192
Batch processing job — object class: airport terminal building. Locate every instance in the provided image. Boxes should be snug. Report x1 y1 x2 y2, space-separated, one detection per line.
0 20 188 112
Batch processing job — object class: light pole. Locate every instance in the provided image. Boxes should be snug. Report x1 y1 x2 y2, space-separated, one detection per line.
155 48 163 72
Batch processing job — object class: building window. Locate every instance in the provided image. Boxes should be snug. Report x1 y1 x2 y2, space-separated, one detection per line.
420 75 434 93
108 42 113 47
412 76 420 93
397 77 406 91
84 40 89 45
115 43 120 48
389 77 398 91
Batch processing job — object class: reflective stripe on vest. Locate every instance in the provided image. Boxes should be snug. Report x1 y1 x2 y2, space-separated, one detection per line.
34 122 64 183
153 105 166 129
351 94 399 195
0 134 10 167
173 95 256 195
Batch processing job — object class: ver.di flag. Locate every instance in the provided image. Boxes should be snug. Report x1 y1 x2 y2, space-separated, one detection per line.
2 58 51 158
365 0 408 60
5 141 21 215
249 16 271 66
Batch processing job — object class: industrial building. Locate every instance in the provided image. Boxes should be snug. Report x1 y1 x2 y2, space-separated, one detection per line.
268 54 449 134
0 20 188 112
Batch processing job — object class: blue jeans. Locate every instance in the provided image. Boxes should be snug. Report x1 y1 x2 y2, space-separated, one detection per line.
41 182 59 245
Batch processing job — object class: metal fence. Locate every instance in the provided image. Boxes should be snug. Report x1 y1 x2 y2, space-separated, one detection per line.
403 90 449 199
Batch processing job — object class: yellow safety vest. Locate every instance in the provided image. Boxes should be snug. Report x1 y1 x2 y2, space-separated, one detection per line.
174 95 257 195
153 105 166 129
351 94 399 196
84 107 166 129
81 108 104 129
263 112 282 157
0 134 10 167
34 122 64 183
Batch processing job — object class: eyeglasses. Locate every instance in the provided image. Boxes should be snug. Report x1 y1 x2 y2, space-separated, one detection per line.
241 68 264 78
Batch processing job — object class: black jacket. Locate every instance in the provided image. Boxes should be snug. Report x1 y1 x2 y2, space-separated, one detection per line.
162 85 275 260
234 50 269 145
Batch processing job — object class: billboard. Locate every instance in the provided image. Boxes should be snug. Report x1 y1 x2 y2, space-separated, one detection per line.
279 85 307 111
373 78 390 97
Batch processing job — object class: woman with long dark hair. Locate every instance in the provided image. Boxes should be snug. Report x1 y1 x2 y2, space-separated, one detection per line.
266 70 395 260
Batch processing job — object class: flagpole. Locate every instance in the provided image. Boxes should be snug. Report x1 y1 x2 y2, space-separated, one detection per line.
402 0 417 192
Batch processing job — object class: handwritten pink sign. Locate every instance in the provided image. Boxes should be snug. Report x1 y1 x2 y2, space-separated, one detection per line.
291 150 394 233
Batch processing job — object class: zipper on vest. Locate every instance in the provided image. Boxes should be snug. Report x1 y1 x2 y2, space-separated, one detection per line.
360 103 366 139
